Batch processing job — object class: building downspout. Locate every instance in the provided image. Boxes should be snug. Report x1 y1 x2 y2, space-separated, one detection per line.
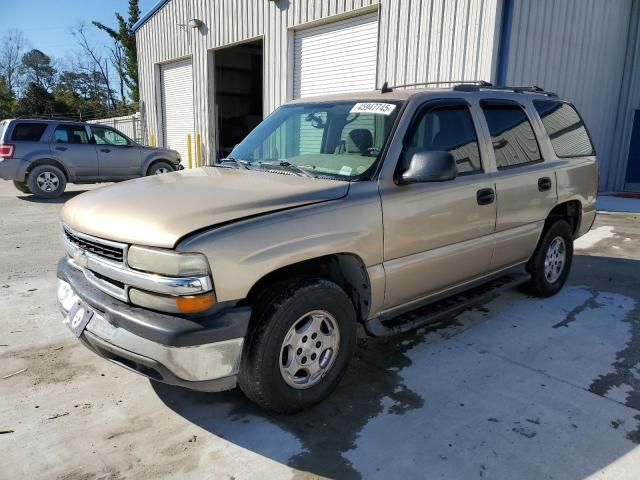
496 0 514 86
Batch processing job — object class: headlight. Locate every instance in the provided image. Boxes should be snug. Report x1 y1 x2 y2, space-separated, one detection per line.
127 246 210 277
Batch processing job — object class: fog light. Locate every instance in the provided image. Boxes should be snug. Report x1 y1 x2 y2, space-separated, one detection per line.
57 280 76 312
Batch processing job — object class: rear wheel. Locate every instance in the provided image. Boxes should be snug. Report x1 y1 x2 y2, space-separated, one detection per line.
27 165 67 198
147 161 174 175
239 277 357 413
527 220 573 297
13 180 31 194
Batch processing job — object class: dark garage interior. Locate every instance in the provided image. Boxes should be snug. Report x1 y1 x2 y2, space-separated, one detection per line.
213 39 263 160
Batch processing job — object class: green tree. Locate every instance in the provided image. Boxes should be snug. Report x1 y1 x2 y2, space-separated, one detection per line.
15 82 55 116
20 49 56 90
0 75 16 118
92 0 140 102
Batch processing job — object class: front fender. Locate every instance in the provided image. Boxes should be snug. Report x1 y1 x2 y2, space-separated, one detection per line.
176 181 384 304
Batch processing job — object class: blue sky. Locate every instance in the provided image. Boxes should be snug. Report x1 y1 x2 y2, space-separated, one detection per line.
1 0 157 61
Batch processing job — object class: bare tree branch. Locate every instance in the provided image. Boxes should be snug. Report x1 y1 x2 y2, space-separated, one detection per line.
71 23 117 110
0 29 30 95
110 42 126 102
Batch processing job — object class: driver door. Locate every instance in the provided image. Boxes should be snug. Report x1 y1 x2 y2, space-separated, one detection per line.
91 126 141 178
380 99 497 309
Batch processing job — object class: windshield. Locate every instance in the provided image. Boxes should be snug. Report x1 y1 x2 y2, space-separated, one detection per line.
229 100 402 179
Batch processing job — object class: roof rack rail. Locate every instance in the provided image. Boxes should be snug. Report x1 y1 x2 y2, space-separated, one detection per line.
452 84 558 97
14 115 87 122
380 80 491 92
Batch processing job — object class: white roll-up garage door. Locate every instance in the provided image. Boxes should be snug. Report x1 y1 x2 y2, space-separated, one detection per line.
160 58 194 166
293 13 379 99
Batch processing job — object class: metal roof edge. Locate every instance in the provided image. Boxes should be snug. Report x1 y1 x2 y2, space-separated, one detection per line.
132 0 170 33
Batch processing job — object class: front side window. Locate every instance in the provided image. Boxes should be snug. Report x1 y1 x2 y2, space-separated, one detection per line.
91 126 129 146
534 100 594 158
11 123 47 142
230 101 402 179
482 104 542 169
404 106 482 175
53 125 89 144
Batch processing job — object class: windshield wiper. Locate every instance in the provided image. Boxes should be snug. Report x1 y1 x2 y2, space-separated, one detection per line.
258 161 316 178
220 156 249 169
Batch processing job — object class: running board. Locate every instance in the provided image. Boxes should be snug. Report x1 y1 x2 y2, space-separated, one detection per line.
364 272 531 337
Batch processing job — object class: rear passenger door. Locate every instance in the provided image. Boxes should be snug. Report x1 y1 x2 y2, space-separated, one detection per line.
479 100 557 270
51 124 98 178
380 99 497 309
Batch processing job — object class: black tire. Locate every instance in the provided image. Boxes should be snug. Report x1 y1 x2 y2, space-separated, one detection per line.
26 165 67 198
526 220 573 297
147 161 174 176
13 180 31 194
239 277 357 413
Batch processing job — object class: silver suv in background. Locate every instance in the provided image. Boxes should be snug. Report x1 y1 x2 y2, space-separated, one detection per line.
0 118 182 198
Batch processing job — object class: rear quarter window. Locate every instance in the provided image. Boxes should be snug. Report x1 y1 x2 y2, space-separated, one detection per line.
533 101 594 158
11 122 48 142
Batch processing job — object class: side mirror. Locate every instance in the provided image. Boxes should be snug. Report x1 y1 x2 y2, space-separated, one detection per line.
397 150 457 185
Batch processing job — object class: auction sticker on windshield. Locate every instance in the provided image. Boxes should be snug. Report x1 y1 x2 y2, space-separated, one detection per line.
350 103 397 116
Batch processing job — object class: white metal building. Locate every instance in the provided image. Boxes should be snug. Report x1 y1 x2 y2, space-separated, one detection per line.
134 0 640 192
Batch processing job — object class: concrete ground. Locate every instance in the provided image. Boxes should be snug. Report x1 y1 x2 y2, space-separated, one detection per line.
1 178 640 480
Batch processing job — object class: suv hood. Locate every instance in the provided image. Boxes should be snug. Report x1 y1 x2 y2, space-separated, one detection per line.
62 167 350 248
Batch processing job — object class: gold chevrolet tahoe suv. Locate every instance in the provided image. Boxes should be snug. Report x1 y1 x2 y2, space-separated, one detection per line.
57 83 598 412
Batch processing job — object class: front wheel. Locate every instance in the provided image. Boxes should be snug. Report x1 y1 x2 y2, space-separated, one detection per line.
526 220 574 297
239 277 357 413
147 161 174 176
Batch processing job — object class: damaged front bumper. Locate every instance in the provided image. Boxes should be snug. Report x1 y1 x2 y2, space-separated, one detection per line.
57 258 250 392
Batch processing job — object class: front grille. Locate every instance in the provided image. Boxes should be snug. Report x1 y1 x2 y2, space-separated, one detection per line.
64 228 124 262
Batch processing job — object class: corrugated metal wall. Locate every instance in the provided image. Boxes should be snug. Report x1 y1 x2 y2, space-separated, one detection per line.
504 0 633 191
378 0 499 88
608 0 640 191
136 0 499 163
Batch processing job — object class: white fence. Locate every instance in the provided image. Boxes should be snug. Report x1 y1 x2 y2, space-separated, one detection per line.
88 113 142 143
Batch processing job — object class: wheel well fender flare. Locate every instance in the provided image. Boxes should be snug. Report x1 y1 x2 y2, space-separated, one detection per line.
26 159 70 181
545 200 582 237
244 253 372 323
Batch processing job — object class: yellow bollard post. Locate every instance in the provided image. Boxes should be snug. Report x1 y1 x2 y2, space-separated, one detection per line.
187 133 193 169
149 133 156 147
196 133 202 167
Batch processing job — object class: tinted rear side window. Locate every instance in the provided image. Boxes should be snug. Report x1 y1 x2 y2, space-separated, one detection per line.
534 101 594 157
11 123 48 142
482 104 542 169
53 125 89 144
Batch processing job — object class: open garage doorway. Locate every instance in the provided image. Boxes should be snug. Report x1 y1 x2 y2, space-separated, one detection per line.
213 39 263 160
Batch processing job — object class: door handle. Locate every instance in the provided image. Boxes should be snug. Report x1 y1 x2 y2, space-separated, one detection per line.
100 148 111 153
55 146 67 151
538 177 552 192
477 188 495 206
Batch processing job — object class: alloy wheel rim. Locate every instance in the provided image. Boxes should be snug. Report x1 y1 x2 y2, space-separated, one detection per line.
544 236 566 283
36 171 59 192
154 167 169 174
279 310 340 389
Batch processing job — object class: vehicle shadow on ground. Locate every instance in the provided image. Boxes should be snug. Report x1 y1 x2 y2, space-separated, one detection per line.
153 255 640 479
17 190 87 204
